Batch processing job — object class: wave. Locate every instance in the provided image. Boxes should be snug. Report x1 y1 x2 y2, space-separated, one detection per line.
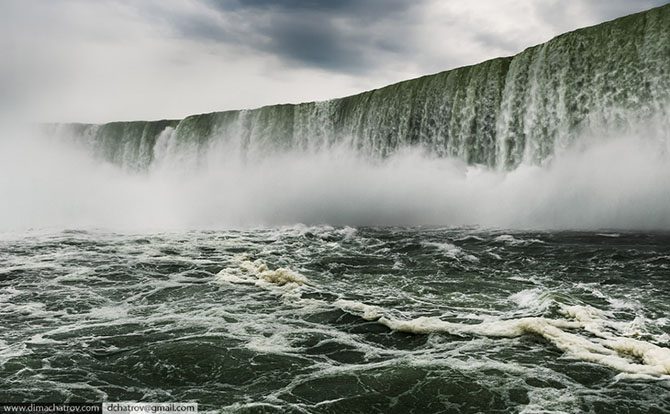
215 255 670 378
336 300 670 377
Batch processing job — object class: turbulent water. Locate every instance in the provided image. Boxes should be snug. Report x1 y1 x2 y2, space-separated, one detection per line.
1 4 670 414
1 227 669 413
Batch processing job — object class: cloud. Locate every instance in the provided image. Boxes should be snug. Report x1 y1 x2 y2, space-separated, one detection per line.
136 0 422 73
0 0 667 123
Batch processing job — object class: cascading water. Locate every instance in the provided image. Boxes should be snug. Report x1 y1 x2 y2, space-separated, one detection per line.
18 4 667 231
2 5 670 413
50 4 670 171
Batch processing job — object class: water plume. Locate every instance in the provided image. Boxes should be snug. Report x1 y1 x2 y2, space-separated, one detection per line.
1 123 670 231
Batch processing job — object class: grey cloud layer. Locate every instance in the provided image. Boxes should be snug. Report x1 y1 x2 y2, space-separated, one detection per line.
1 0 668 122
149 0 669 73
144 0 421 73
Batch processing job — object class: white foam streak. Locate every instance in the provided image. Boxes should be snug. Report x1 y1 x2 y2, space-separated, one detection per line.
207 253 670 377
337 300 670 376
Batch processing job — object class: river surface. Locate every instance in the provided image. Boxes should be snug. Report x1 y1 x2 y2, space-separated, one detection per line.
0 227 669 413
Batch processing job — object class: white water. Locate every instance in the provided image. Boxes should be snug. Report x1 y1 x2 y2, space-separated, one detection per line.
1 125 670 231
336 299 670 377
213 254 670 378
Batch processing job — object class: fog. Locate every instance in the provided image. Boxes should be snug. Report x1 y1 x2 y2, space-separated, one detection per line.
2 124 670 232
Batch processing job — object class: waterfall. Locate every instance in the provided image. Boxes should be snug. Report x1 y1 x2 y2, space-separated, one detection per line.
51 4 669 171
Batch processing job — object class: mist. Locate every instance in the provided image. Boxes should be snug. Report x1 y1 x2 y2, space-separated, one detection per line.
1 124 670 232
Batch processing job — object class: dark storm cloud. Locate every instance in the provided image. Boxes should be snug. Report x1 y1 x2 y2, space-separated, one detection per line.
220 0 363 12
144 0 422 73
259 18 368 71
208 0 412 20
143 0 670 76
2 0 668 122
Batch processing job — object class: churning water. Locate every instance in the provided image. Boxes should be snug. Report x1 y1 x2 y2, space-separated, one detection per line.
0 227 669 413
1 4 670 413
1 124 669 413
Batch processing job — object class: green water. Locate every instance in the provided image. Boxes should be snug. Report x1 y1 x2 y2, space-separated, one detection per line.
1 228 668 412
14 5 670 413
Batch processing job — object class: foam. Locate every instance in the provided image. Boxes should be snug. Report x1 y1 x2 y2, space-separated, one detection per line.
336 300 670 376
509 288 553 312
217 255 308 289
216 255 670 376
424 242 479 262
495 235 544 246
0 340 31 367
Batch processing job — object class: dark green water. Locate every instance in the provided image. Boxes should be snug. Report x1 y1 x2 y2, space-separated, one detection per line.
1 227 668 413
4 3 670 414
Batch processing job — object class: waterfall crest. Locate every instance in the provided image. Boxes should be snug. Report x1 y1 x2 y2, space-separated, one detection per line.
52 5 670 170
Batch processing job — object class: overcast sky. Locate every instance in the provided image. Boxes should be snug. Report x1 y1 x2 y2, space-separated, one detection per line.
1 0 667 123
